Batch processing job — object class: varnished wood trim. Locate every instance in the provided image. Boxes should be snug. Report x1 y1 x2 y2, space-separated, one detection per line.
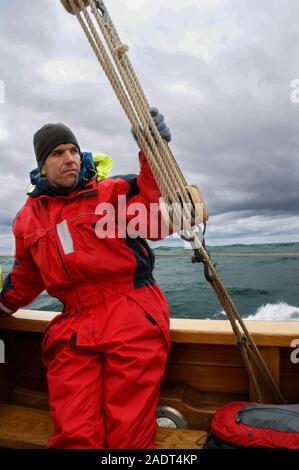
0 313 298 347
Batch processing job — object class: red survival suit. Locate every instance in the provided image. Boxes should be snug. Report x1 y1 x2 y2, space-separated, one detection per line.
0 151 170 448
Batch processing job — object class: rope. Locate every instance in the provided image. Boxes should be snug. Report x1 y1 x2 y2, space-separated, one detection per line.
63 0 285 404
90 1 187 185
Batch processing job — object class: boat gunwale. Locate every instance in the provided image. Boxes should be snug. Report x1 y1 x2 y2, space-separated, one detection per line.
0 310 298 347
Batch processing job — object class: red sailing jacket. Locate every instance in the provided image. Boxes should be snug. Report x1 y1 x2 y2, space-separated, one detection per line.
0 151 169 316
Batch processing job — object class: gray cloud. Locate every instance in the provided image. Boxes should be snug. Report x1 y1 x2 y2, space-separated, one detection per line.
0 0 298 253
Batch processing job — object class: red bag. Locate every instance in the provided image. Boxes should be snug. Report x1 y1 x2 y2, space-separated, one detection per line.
204 401 299 449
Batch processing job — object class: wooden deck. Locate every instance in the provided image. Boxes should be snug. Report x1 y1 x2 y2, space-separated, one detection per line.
0 404 207 449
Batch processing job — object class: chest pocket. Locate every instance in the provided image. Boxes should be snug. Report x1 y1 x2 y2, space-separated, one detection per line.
69 212 110 246
23 230 48 249
23 229 52 268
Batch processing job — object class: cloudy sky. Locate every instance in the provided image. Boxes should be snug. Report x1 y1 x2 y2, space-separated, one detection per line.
0 0 299 253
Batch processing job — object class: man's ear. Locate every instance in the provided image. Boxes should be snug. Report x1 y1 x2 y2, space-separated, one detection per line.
41 168 46 176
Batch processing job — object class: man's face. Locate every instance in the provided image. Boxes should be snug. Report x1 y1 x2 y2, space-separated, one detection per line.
42 143 81 188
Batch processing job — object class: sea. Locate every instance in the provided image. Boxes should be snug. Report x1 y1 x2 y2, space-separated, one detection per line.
1 241 298 321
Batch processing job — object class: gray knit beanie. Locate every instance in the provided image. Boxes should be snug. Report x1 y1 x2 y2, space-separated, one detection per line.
33 123 80 169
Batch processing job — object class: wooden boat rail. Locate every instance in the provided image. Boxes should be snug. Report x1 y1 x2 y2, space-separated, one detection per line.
0 310 299 448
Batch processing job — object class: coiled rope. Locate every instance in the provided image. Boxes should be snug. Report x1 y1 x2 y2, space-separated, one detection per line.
60 0 284 403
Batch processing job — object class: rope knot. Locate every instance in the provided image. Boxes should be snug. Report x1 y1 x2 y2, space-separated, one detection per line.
236 337 247 349
114 44 129 57
104 22 112 32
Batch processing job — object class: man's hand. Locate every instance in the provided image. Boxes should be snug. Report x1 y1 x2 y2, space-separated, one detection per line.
149 107 171 142
132 107 172 148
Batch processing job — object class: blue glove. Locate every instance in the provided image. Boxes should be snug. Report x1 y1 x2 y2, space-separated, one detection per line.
132 107 172 148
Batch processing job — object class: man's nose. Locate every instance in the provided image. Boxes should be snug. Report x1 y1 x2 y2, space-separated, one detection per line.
64 150 76 162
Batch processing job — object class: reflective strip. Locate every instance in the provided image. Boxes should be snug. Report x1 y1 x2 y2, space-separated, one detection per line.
0 302 13 314
57 220 74 255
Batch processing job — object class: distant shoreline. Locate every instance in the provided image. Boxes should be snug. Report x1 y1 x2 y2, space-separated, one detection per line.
1 240 299 258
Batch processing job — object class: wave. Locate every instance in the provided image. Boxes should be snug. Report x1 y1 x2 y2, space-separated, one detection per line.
255 257 296 265
276 242 298 247
228 287 271 297
245 302 299 321
215 302 299 321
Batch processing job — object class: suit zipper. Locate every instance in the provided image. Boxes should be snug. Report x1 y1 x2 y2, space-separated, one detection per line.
56 241 69 276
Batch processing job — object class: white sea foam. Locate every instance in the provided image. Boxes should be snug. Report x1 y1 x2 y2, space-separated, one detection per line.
245 302 299 321
216 301 299 321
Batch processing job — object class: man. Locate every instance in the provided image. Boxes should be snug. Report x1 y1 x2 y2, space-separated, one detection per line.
0 109 172 449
